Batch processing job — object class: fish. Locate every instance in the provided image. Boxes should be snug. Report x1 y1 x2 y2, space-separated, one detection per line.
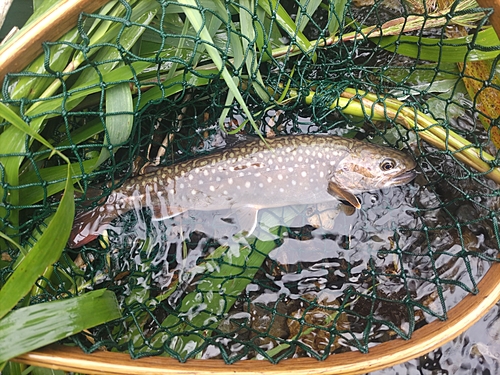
68 134 417 248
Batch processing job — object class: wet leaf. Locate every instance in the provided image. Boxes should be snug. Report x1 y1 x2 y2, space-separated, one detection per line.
0 289 121 362
0 166 74 320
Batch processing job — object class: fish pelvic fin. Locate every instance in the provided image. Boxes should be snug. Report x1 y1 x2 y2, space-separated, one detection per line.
327 181 361 209
68 206 113 248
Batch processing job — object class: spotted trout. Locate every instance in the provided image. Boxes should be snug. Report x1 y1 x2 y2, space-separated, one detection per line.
68 134 417 248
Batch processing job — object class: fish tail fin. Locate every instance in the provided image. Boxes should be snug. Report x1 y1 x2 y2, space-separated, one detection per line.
68 205 113 248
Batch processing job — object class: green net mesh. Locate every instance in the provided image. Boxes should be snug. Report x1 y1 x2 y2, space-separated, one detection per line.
1 0 500 365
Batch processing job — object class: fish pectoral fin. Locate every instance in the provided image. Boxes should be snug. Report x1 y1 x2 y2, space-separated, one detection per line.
327 181 361 209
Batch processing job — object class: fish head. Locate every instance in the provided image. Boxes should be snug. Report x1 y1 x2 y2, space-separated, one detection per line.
331 143 417 193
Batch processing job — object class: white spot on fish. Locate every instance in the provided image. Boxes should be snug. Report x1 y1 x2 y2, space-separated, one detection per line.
298 156 303 162
320 171 325 178
259 182 263 188
203 170 209 176
216 177 221 182
179 183 185 189
223 190 228 195
277 156 283 163
288 167 294 172
188 174 194 181
228 178 233 184
278 174 283 180
292 180 296 185
191 189 197 195
301 171 307 177
255 172 261 177
245 181 251 188
198 180 204 185
311 164 315 169
209 186 215 192
267 176 273 183
279 188 284 193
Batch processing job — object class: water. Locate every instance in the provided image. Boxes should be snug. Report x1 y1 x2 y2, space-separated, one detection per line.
71 142 498 365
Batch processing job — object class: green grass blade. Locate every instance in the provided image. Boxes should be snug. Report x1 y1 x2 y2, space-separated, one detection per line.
329 0 348 36
0 103 66 156
178 0 262 135
8 28 79 103
258 0 316 61
25 61 151 119
296 0 322 33
1 360 23 374
0 101 71 233
31 366 66 375
0 166 74 320
135 68 216 109
239 0 271 101
19 158 97 206
0 289 121 362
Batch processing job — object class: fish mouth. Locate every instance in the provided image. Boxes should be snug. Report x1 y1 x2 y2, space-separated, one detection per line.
390 169 418 185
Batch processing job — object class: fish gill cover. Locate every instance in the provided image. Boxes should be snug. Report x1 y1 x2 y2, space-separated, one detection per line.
0 0 499 367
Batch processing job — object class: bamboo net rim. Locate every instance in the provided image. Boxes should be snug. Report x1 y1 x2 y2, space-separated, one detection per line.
0 0 108 83
13 261 500 375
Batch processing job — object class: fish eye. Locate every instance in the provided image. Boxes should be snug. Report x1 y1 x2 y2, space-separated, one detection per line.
380 158 396 171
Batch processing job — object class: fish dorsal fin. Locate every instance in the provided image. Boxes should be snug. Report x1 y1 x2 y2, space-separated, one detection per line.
327 181 361 209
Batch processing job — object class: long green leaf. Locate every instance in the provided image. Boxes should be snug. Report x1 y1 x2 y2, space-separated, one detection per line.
0 289 121 362
135 68 216 109
0 102 71 234
258 0 316 61
24 61 151 120
19 159 97 206
8 28 79 102
378 27 500 63
0 166 74 320
178 0 263 136
296 0 322 33
96 82 134 166
238 0 271 102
